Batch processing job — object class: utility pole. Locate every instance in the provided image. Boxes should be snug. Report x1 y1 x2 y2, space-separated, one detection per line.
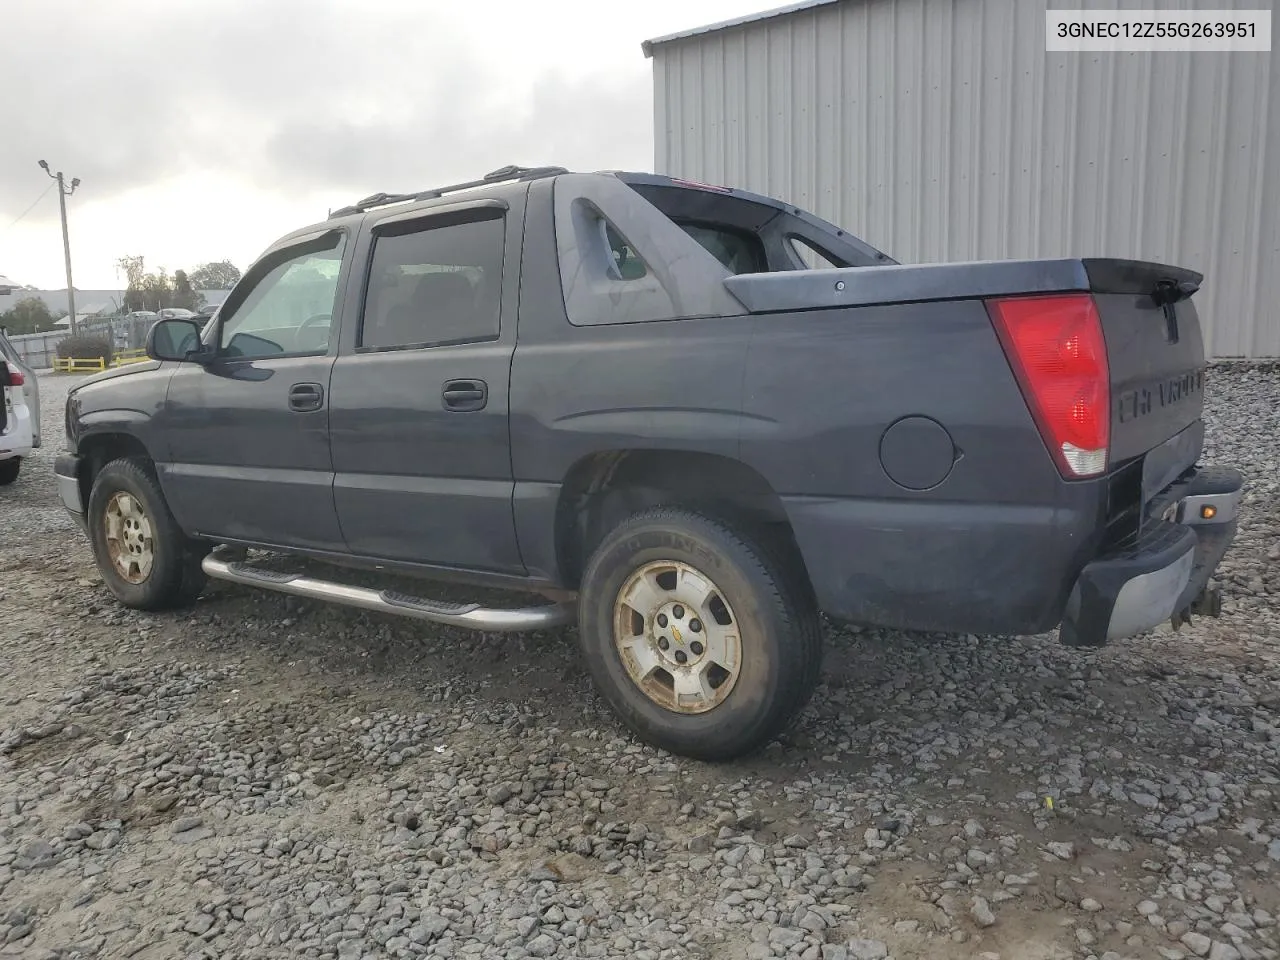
38 160 81 336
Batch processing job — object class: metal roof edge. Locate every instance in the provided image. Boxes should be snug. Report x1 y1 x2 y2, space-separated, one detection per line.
641 0 842 57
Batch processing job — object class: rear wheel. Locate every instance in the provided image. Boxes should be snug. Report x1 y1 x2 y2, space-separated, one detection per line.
0 458 19 486
87 458 207 610
577 507 821 761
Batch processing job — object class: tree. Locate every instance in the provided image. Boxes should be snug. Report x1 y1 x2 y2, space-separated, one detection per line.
188 259 242 290
143 268 173 312
172 269 201 311
0 296 57 335
117 256 188 312
118 255 152 312
117 255 145 289
119 255 236 312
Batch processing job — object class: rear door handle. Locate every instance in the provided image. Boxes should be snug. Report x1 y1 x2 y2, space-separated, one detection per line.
442 379 488 412
289 382 324 412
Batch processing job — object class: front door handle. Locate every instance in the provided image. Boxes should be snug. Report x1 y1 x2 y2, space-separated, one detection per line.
289 382 324 412
442 379 488 412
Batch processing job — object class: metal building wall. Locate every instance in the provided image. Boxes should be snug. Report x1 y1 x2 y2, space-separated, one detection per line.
650 0 1279 357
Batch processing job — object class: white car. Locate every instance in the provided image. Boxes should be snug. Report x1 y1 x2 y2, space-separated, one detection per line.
0 328 39 485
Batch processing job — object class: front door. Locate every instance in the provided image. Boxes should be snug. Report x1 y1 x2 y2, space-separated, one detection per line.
328 202 524 573
160 230 351 551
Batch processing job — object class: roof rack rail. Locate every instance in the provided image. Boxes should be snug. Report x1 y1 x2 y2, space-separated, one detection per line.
327 164 568 218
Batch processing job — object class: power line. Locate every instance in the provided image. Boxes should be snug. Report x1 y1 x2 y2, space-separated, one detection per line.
2 182 56 233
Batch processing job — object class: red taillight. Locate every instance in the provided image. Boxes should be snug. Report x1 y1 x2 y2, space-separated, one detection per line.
987 294 1110 479
3 362 23 387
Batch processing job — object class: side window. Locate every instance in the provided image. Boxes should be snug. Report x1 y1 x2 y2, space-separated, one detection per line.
604 223 648 280
552 172 749 327
220 234 346 359
360 215 504 350
789 236 846 271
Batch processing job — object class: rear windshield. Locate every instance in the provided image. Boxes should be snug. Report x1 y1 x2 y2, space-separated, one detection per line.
622 177 894 274
676 222 767 275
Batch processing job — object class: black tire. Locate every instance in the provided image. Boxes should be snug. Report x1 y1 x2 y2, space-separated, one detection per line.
577 506 822 762
0 458 19 486
170 542 211 607
87 458 206 610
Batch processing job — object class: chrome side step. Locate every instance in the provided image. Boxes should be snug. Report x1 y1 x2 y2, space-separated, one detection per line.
200 554 574 633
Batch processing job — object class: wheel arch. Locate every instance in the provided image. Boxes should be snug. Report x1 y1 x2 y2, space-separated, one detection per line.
553 448 811 592
77 431 155 509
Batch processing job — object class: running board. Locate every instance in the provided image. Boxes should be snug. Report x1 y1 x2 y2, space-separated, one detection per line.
200 554 574 633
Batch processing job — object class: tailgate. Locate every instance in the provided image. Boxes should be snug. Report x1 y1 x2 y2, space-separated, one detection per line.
1083 259 1206 465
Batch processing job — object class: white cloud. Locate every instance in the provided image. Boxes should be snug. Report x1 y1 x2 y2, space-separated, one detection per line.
0 0 753 287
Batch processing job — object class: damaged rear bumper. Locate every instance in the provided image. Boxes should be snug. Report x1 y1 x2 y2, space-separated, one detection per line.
1060 465 1242 647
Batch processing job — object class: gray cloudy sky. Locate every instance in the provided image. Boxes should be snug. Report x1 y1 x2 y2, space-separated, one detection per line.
1 0 751 289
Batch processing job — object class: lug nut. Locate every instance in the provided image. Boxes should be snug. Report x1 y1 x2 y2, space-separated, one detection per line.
672 605 685 619
658 637 670 651
657 613 668 628
674 650 688 665
689 641 704 656
689 618 702 633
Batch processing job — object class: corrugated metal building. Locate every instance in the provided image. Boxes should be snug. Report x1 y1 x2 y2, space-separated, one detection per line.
644 0 1279 357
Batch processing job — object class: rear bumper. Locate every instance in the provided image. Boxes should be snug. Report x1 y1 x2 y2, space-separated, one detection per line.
54 452 87 530
783 461 1242 642
782 492 1104 636
1059 465 1243 646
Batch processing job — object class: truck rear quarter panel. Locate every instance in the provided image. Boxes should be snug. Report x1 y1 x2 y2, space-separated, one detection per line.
511 179 1107 635
738 299 1109 634
510 180 758 580
508 317 754 580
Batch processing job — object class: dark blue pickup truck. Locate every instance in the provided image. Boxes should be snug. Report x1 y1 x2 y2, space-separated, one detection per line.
55 164 1242 760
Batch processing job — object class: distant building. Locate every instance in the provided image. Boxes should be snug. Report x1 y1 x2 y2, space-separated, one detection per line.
644 0 1280 358
0 285 232 319
0 287 127 318
53 313 106 329
197 289 233 310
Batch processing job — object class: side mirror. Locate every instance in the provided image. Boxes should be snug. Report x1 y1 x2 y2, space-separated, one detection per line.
146 318 205 362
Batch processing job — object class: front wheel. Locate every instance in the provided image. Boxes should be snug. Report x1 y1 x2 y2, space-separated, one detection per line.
87 458 207 610
577 507 821 762
0 458 19 486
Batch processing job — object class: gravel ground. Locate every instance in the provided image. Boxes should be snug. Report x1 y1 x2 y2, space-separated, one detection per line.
1 365 1278 960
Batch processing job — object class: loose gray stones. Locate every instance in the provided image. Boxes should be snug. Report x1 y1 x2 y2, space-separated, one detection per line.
1181 932 1213 957
846 939 889 960
971 896 996 927
14 840 56 871
526 933 556 957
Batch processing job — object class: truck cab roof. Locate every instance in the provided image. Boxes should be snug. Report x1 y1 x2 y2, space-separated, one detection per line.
265 164 896 285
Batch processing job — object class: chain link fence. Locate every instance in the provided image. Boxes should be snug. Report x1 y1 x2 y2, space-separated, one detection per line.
4 315 159 369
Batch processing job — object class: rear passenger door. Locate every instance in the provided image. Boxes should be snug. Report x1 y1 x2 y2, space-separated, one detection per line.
328 198 525 573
